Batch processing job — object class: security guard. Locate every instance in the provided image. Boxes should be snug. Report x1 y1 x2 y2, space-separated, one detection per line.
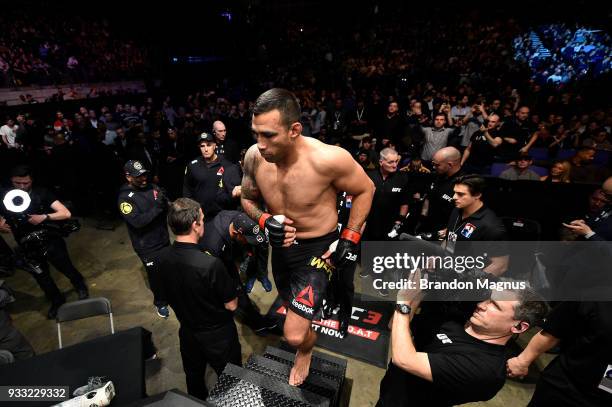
422 147 465 233
117 160 170 318
360 148 411 288
199 210 277 335
0 165 88 319
157 198 240 400
183 132 241 219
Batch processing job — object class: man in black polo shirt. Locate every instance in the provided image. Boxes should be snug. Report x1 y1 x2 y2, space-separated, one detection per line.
361 148 411 289
183 132 242 219
443 175 508 276
157 198 240 400
422 147 465 233
377 271 548 407
507 301 612 407
363 148 411 242
199 210 277 335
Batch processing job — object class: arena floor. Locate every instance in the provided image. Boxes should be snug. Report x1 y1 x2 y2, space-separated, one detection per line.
5 218 548 406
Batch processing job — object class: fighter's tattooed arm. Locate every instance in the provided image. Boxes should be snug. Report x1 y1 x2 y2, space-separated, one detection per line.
241 145 264 221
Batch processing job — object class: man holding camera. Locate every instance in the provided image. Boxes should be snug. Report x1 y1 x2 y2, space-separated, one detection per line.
118 160 170 318
377 270 548 406
0 165 88 319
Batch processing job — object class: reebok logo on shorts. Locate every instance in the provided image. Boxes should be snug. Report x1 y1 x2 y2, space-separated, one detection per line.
292 285 315 315
296 285 314 307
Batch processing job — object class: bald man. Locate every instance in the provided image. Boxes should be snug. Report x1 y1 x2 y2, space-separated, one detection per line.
213 120 240 164
422 147 465 232
564 176 612 241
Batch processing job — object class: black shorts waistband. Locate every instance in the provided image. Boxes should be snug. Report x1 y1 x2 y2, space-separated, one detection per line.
294 230 339 245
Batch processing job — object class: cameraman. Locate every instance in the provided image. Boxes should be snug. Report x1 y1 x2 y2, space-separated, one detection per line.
118 160 170 318
0 165 88 319
377 271 549 407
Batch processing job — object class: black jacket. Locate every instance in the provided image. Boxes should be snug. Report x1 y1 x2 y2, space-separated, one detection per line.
117 183 169 256
183 156 241 219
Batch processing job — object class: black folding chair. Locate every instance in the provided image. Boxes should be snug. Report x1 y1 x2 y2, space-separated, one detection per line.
56 297 115 349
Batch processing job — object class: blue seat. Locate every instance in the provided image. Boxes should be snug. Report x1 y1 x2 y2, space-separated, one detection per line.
528 147 550 161
491 163 509 177
557 149 576 160
594 150 611 166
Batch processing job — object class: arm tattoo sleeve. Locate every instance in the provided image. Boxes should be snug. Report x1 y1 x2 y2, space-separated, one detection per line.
240 147 264 221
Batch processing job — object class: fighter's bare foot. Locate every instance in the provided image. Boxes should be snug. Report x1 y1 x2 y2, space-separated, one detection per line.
289 349 313 386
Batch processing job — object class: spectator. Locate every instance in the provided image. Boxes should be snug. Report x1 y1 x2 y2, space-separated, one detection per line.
583 128 612 151
499 153 542 181
569 147 608 184
420 112 455 162
541 160 572 183
461 114 503 174
0 118 20 150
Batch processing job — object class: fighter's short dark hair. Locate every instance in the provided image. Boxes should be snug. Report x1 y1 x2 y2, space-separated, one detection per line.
252 88 301 129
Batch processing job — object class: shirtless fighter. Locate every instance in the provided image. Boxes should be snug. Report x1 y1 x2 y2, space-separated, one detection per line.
241 88 374 386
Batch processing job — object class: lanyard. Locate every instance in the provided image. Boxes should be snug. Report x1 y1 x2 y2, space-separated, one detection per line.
356 108 364 121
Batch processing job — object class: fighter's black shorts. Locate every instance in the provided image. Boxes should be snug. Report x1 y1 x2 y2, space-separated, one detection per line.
271 231 338 320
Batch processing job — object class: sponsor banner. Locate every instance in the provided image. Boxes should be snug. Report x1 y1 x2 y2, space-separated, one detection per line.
268 295 393 368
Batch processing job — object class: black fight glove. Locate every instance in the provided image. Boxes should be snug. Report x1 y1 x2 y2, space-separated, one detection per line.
387 221 403 238
331 228 361 269
259 214 285 247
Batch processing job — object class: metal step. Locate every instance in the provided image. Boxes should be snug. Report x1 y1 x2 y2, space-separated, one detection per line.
263 345 346 385
245 354 340 406
207 363 329 407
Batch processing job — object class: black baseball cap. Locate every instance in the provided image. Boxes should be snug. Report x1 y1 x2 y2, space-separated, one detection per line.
232 212 268 246
124 160 148 177
199 132 216 144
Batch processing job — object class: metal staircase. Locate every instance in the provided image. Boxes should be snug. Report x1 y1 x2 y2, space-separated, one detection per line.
207 345 348 407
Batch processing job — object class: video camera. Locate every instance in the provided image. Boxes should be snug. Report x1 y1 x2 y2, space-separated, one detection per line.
3 189 80 275
398 232 498 300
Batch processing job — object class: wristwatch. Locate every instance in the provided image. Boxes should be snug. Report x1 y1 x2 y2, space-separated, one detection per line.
395 303 412 315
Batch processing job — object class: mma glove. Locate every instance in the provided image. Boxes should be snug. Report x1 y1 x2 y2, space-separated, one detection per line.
388 221 403 239
388 214 409 238
331 228 361 269
259 213 285 247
